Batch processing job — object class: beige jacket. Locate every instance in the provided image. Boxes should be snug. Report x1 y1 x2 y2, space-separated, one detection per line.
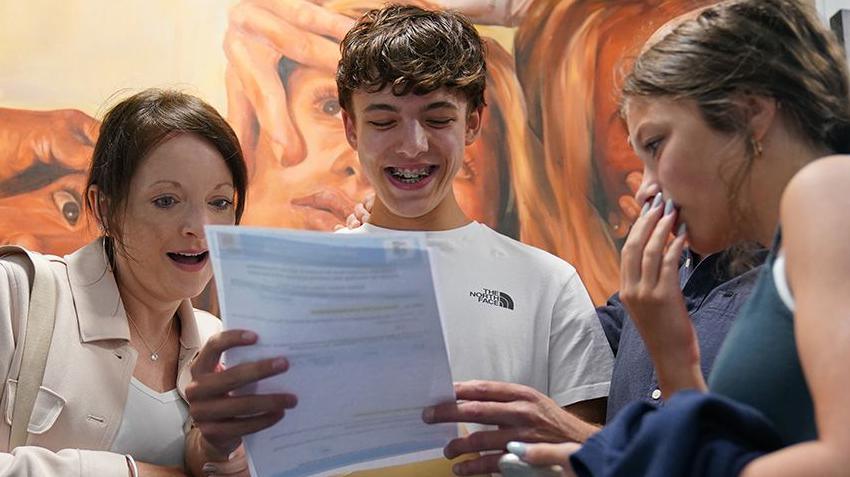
0 240 221 476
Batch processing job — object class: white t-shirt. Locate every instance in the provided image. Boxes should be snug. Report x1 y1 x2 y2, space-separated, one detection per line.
336 221 613 476
343 222 613 406
109 378 189 467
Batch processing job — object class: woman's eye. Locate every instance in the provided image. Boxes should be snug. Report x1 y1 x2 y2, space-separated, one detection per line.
210 198 233 210
52 189 82 226
311 86 342 119
321 99 341 116
153 196 176 208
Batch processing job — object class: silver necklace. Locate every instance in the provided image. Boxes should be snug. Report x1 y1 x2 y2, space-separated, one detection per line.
126 312 174 361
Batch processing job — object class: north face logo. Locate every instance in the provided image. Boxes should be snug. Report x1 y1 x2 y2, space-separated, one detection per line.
469 288 515 310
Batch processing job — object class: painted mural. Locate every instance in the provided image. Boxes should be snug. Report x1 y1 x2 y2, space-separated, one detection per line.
0 0 717 305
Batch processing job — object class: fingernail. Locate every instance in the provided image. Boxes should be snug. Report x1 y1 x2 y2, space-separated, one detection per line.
651 192 663 209
273 357 288 371
452 463 462 475
507 441 527 457
640 201 651 217
421 406 434 423
242 331 257 341
202 463 219 475
677 223 687 237
228 450 240 460
286 394 299 408
664 198 674 216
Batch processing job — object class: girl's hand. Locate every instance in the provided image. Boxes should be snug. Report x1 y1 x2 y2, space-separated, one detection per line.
506 441 581 477
618 193 704 396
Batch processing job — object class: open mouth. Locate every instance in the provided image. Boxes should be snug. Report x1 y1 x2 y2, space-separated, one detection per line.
386 165 438 184
167 251 208 265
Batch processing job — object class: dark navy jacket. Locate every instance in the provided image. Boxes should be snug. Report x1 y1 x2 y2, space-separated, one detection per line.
571 390 783 477
598 249 766 420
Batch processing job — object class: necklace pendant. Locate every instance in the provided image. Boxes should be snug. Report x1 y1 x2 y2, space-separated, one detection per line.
150 352 159 361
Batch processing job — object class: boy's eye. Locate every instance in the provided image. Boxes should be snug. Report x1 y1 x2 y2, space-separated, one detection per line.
153 196 176 208
427 118 454 127
368 120 395 128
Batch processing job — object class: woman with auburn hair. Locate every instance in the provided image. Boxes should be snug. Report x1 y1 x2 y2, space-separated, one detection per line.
511 0 850 474
0 89 277 476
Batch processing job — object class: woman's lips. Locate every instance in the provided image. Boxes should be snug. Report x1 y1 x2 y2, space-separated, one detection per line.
167 250 209 272
291 188 358 230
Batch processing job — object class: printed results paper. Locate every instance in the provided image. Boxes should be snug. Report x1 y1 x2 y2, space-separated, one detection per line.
206 226 457 477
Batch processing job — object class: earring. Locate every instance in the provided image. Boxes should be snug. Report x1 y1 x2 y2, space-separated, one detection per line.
751 137 763 157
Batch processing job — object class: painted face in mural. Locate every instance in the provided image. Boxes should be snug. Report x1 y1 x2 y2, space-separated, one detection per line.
112 133 237 302
0 108 99 254
341 87 482 220
240 64 504 231
240 65 369 231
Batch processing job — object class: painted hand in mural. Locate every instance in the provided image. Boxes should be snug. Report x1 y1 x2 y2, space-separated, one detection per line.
0 108 99 253
610 170 645 239
0 108 96 185
224 0 372 231
224 0 354 166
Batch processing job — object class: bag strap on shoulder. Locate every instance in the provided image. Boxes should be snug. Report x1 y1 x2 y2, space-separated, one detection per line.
1 247 58 449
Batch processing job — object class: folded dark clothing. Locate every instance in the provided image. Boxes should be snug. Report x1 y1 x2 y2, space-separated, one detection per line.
571 390 783 477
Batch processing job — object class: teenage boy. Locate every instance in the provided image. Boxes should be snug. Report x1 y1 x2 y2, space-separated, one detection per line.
335 5 613 475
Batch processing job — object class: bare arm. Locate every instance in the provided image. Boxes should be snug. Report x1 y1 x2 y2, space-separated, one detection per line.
741 156 850 476
563 397 605 431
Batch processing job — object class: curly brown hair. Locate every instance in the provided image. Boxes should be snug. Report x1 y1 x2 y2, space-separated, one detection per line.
336 4 486 114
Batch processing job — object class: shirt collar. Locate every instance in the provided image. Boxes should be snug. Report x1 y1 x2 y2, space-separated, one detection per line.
67 239 201 347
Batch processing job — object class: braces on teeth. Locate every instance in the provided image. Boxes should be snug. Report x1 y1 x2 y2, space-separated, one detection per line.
390 167 432 182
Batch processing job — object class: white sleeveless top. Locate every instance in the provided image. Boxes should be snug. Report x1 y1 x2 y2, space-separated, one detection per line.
109 377 190 466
